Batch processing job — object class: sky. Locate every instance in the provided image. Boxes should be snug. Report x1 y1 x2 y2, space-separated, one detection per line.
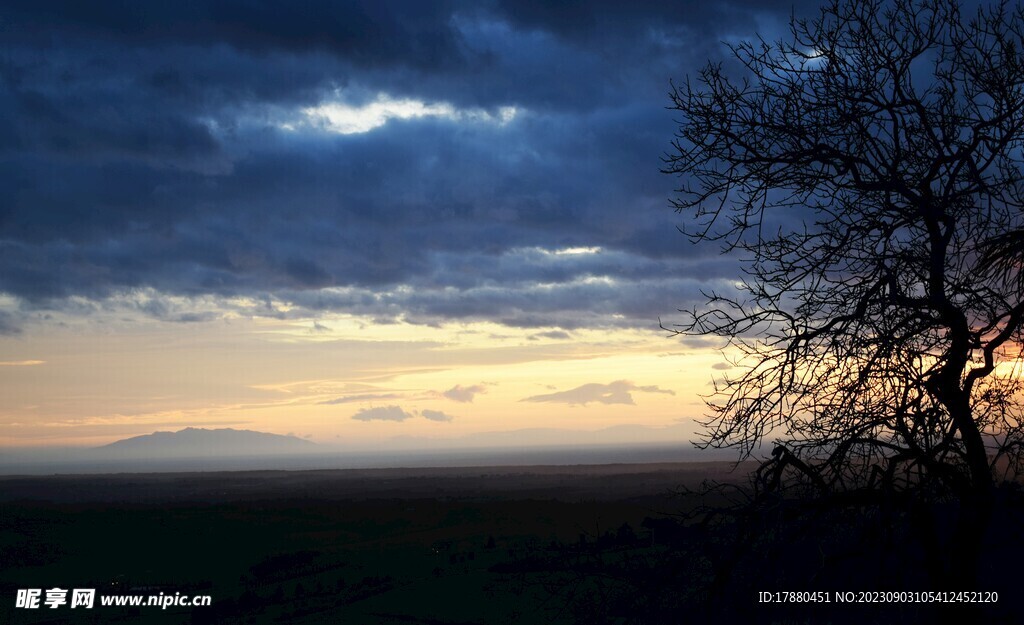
0 0 822 448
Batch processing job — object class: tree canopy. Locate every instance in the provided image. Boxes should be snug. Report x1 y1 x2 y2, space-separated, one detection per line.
665 0 1024 499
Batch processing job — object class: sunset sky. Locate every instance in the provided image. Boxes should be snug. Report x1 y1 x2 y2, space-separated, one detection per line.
0 1 822 448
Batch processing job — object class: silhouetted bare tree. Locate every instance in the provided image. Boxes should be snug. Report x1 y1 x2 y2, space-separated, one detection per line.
665 0 1024 509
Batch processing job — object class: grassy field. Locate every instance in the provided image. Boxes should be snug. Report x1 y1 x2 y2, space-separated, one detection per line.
1 462 1019 624
0 463 743 624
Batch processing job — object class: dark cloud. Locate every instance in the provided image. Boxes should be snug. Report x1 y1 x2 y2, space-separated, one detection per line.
351 406 415 422
531 330 571 340
276 267 737 330
0 1 813 329
521 380 675 406
487 0 818 42
320 394 404 405
1 1 470 70
443 384 488 403
421 409 456 422
349 405 456 422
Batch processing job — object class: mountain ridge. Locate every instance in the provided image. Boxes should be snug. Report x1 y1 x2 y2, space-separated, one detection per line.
97 427 316 457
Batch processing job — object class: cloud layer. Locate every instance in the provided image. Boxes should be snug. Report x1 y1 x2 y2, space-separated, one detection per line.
0 1 818 332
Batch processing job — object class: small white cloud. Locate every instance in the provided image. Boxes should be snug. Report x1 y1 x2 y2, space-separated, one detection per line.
299 94 518 135
554 246 602 255
0 360 44 366
305 97 455 134
497 106 517 123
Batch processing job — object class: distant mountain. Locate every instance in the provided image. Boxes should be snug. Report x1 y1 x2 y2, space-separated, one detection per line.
97 427 316 458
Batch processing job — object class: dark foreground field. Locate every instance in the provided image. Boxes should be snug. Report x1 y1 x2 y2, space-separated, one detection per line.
1 462 1020 624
